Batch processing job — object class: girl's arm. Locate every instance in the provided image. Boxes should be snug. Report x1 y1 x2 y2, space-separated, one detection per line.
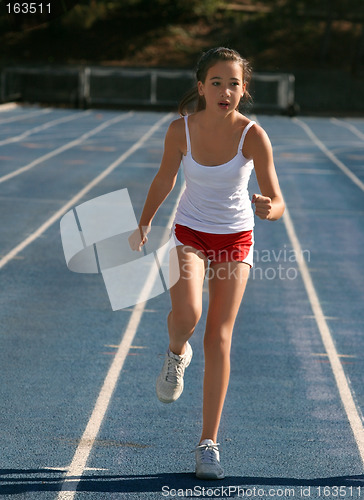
129 119 183 251
245 124 285 221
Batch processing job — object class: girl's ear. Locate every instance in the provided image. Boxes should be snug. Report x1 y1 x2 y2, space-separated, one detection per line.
241 82 246 98
197 81 204 96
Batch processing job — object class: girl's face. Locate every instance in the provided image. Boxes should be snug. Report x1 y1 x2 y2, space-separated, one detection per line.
198 60 246 114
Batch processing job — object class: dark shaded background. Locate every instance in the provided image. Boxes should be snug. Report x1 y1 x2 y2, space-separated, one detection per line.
0 0 363 113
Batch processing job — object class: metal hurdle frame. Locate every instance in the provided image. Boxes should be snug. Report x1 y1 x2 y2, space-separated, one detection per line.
0 65 297 114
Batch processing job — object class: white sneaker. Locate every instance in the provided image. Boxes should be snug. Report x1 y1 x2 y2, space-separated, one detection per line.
194 439 225 479
156 342 193 403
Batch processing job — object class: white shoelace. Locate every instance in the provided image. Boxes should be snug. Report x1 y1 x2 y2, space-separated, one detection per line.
194 442 221 464
165 355 184 383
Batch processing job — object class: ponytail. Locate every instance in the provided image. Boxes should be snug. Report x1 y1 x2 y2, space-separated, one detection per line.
178 86 205 116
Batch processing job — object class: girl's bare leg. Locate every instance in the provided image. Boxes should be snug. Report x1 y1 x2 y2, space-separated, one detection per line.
168 245 207 355
200 261 250 443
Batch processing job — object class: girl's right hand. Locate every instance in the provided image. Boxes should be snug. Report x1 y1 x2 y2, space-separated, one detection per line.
128 226 150 252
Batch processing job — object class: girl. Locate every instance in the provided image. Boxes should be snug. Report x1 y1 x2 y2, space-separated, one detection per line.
129 47 285 479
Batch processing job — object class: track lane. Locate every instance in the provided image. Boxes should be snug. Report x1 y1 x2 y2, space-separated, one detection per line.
0 109 363 499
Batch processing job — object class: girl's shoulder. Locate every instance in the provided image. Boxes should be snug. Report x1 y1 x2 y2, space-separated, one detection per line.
244 121 270 143
235 112 258 131
235 112 269 142
166 117 187 154
241 119 272 159
234 112 265 143
168 116 185 136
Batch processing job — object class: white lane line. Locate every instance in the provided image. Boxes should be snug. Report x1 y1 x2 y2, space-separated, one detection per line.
57 163 184 500
330 118 364 141
0 102 19 111
283 207 364 467
0 107 51 124
311 353 357 358
255 115 364 466
279 169 338 175
292 117 364 192
48 467 108 472
0 112 133 185
0 110 92 146
57 308 147 499
0 112 174 271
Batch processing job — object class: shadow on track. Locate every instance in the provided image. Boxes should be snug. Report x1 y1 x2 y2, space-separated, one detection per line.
0 468 363 495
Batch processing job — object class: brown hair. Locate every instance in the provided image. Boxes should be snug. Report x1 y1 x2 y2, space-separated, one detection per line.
178 47 252 116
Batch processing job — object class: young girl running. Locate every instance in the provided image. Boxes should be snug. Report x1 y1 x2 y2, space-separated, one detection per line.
129 47 285 479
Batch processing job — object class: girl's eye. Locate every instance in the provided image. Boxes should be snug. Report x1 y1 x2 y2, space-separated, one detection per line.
212 82 220 86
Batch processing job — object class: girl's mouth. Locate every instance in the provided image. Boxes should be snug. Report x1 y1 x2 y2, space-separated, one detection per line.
218 101 230 110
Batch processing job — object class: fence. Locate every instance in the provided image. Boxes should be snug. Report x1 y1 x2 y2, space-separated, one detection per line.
0 65 297 114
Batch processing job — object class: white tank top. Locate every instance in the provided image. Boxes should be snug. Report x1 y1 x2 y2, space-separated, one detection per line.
173 115 256 234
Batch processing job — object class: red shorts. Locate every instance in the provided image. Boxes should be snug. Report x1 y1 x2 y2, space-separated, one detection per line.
174 224 254 266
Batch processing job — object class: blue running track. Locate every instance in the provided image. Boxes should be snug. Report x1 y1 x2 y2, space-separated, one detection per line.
0 104 363 499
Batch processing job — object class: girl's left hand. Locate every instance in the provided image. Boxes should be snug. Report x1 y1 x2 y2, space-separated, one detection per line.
252 193 272 220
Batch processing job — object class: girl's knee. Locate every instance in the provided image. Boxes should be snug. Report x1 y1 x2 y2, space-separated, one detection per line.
204 328 233 354
170 305 201 334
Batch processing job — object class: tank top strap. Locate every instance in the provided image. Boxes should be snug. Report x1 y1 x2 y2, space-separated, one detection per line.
184 115 191 153
237 120 256 153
